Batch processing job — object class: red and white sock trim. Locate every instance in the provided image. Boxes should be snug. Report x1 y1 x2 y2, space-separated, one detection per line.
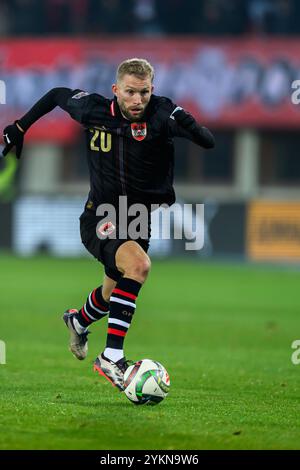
108 318 131 328
89 292 109 315
110 296 136 309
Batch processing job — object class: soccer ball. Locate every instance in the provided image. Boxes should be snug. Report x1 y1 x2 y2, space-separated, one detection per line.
123 359 170 406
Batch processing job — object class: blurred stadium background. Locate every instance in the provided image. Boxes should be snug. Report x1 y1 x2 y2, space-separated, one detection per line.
1 0 300 263
1 0 300 451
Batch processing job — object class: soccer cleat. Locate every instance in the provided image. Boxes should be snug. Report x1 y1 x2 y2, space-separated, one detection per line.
93 353 133 391
63 309 90 360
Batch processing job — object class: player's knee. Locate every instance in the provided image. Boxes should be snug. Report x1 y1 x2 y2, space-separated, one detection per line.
126 256 151 283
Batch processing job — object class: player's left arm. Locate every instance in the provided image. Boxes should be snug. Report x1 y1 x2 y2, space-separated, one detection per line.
157 97 215 149
167 105 215 149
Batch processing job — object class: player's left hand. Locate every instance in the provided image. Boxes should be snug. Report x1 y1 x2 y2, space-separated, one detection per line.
2 122 24 159
171 107 198 133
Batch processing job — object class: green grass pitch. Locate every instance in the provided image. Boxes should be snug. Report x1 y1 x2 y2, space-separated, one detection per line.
0 254 300 450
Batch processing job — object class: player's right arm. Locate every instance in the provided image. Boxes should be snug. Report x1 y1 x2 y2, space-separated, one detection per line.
2 87 88 158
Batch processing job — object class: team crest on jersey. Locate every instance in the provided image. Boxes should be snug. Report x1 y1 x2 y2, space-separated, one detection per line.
131 122 147 141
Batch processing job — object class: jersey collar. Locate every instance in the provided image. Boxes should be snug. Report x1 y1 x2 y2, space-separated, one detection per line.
111 96 125 120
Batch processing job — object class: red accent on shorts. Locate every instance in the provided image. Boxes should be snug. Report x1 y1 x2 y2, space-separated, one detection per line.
112 288 137 300
108 328 126 337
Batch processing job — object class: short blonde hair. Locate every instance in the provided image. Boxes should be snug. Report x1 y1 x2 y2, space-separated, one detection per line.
116 58 154 83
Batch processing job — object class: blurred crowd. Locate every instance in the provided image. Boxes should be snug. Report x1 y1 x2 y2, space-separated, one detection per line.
0 0 299 36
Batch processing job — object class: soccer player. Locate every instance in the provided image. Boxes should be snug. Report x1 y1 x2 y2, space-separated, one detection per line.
2 58 214 391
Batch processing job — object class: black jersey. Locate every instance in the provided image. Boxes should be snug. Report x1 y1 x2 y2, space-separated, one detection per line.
63 90 214 211
17 87 215 211
67 91 179 209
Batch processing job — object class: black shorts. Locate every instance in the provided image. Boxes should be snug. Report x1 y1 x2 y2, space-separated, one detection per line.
79 210 150 282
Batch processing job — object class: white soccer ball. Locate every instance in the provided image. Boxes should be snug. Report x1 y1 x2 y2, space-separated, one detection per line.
123 359 170 406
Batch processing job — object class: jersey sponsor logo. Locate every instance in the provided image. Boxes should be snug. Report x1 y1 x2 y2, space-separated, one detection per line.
4 133 10 144
86 200 94 209
170 106 183 120
131 122 147 141
122 310 133 317
72 91 89 99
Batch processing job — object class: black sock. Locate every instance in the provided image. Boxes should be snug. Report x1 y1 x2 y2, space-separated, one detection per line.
76 286 109 328
105 278 142 355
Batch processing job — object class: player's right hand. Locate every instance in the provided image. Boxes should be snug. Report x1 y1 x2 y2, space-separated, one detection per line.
2 122 24 159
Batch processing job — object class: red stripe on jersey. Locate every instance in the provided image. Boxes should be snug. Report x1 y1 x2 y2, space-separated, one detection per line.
110 101 115 116
91 290 108 311
112 288 137 300
108 328 126 337
81 307 92 323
